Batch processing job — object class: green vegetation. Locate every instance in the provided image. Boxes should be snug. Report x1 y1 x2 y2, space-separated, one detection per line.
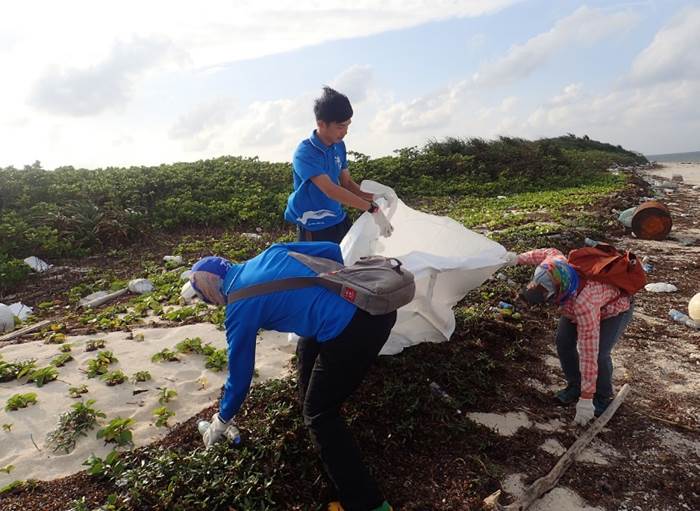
153 407 175 428
101 370 128 386
96 418 135 447
86 350 118 378
0 358 36 382
59 343 73 352
132 370 151 383
0 135 644 295
151 349 179 363
85 339 107 351
69 384 89 398
2 423 12 432
84 450 125 479
157 388 177 405
50 353 74 367
27 366 59 387
46 399 106 453
5 392 38 411
205 348 227 372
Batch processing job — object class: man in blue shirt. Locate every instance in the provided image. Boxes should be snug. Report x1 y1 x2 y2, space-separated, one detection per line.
190 242 396 511
284 86 394 243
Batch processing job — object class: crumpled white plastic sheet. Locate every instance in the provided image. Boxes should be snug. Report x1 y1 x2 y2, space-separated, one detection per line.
341 181 510 355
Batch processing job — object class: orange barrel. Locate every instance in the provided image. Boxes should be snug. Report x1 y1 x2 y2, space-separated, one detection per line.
631 200 672 240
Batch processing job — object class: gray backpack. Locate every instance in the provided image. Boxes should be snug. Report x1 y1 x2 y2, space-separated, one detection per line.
226 251 416 315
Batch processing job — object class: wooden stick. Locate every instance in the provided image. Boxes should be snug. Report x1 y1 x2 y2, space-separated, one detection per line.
79 288 128 309
0 319 52 343
483 384 631 511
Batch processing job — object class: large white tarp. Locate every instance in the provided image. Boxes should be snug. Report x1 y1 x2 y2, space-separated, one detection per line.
341 181 509 355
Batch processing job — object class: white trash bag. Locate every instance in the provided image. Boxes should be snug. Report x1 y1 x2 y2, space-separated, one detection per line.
128 278 154 294
23 256 51 272
0 304 15 333
340 181 510 355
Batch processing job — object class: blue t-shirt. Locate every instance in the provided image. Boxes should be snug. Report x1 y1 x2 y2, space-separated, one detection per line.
284 130 348 231
219 241 357 421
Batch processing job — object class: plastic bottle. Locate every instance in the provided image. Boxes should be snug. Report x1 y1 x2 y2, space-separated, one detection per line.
498 301 513 309
584 237 600 247
669 309 700 330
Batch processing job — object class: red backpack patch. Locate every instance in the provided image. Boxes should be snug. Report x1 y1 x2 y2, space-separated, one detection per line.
567 243 647 295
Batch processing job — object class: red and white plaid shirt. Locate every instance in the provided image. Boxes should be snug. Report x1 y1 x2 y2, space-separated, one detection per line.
517 248 631 398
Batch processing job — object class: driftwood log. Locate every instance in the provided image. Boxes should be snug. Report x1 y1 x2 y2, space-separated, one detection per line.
0 319 52 344
483 384 631 511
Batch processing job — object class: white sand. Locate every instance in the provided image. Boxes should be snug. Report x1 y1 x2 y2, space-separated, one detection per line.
502 473 604 511
0 324 294 483
466 411 532 436
643 162 700 185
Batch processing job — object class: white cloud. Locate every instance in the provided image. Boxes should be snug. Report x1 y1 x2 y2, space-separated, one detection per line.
370 81 468 133
29 36 180 116
628 6 700 84
330 65 374 104
169 97 238 151
473 6 638 86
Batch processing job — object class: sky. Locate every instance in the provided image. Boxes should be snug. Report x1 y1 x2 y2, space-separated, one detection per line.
1 0 699 170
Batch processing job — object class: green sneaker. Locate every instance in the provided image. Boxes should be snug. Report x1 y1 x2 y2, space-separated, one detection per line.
554 385 580 405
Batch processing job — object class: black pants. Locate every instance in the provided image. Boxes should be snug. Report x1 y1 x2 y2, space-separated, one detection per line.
296 309 397 511
297 215 352 243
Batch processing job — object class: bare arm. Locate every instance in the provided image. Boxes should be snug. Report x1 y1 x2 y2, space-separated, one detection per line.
339 169 374 202
311 173 373 211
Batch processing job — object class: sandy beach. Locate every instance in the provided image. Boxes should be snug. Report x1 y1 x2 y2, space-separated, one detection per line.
0 325 293 483
642 161 700 185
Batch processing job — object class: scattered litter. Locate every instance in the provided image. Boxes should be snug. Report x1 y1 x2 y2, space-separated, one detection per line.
671 174 684 182
617 207 636 228
163 255 183 265
669 309 700 330
180 281 197 303
23 256 51 272
79 288 128 309
0 304 15 333
466 411 532 436
128 278 154 294
79 291 110 307
8 302 32 321
645 282 677 293
180 270 192 281
498 301 513 309
642 262 653 273
631 201 672 240
242 232 262 240
496 195 507 200
689 292 700 321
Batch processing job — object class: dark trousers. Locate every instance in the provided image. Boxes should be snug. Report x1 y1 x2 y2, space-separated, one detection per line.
297 215 352 243
296 309 397 511
555 304 634 399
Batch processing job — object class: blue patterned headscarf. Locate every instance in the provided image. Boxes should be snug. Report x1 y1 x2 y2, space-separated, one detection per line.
189 256 233 306
532 257 579 305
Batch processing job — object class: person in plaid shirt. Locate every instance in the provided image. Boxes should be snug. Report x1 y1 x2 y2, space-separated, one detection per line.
513 247 634 425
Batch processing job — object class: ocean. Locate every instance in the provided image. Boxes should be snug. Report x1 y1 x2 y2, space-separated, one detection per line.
645 150 700 163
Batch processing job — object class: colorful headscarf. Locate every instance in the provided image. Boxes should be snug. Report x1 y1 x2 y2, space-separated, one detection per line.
531 257 579 305
189 256 233 306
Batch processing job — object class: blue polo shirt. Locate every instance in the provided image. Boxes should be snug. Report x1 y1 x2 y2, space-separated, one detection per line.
219 241 357 421
284 130 348 231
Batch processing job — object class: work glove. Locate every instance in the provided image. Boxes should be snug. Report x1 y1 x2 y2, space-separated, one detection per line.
373 189 398 210
503 252 519 266
372 208 394 238
573 398 595 426
200 413 230 448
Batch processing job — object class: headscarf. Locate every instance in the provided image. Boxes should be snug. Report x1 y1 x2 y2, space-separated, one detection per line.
531 257 579 305
189 256 233 306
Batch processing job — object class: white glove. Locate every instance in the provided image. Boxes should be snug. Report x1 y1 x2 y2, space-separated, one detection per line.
373 190 397 210
372 208 394 238
200 413 229 448
573 398 595 426
504 252 519 266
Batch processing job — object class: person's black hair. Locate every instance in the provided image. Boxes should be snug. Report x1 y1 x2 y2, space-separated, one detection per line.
314 86 353 123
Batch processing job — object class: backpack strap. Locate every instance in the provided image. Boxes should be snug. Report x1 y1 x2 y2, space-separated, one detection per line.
226 276 343 304
225 251 345 304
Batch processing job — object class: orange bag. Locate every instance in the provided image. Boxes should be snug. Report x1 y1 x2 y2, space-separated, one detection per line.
567 243 646 295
